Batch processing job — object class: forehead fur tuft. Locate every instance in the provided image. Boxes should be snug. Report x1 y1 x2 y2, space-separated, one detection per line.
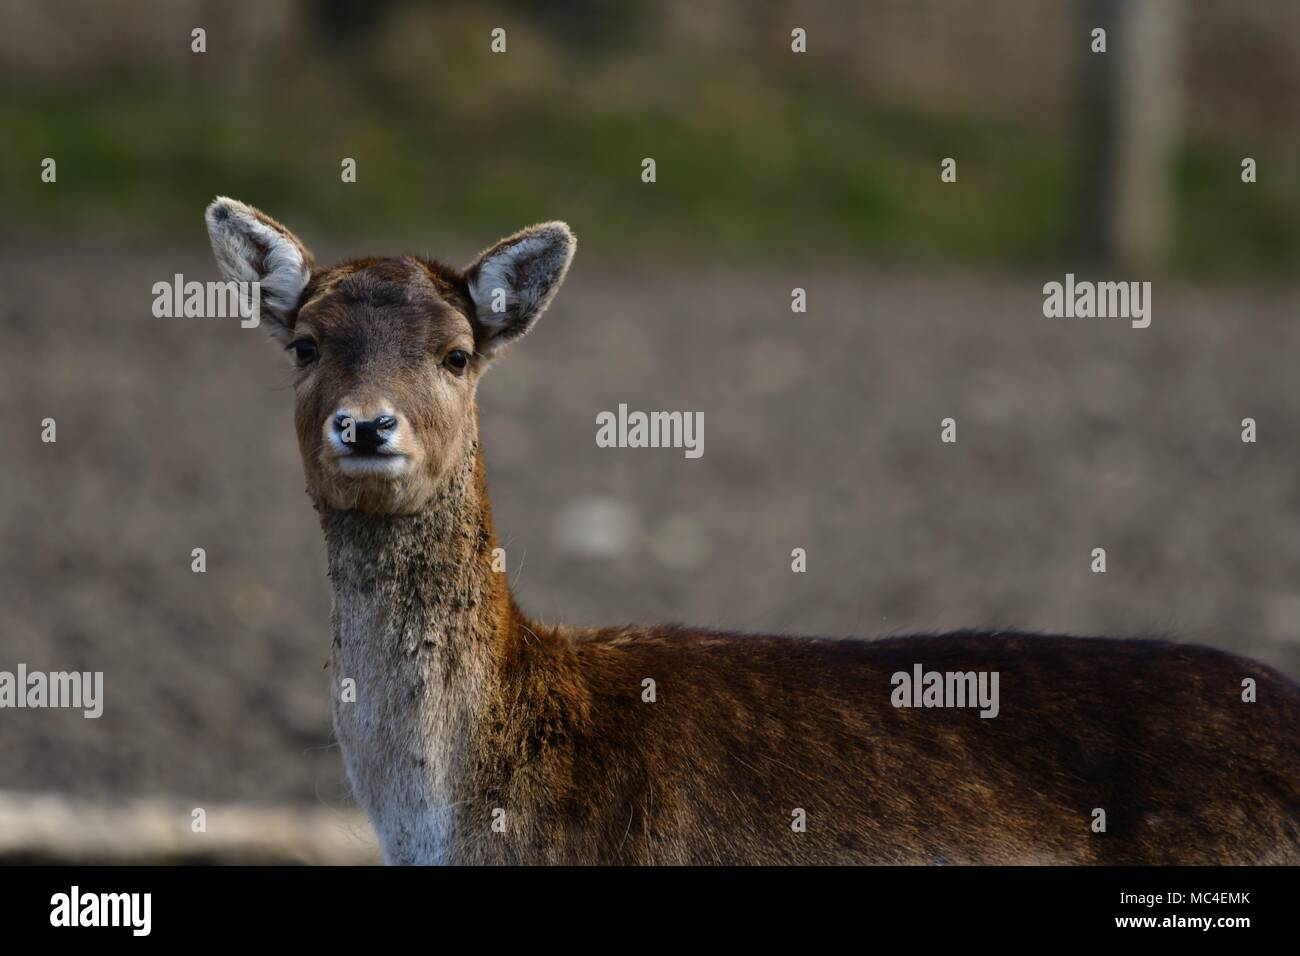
300 257 472 316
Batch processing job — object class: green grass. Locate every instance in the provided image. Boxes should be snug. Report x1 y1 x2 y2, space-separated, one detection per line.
1173 146 1300 274
2 56 1294 273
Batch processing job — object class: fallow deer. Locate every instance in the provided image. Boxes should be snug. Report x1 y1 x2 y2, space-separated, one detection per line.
206 197 1300 865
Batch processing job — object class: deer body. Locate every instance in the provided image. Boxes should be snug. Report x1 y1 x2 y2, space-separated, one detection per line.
207 198 1300 865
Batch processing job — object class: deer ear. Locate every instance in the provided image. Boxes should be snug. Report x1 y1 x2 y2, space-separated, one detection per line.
465 222 575 355
205 197 314 340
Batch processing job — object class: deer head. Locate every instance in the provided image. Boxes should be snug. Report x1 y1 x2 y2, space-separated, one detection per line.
205 198 575 514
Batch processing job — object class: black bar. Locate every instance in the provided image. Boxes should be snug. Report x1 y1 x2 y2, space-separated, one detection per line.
1 865 1288 942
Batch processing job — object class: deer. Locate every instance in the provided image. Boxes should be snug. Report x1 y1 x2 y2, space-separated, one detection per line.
206 197 1300 865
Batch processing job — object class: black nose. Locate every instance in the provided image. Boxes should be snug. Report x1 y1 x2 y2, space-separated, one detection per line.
335 414 397 454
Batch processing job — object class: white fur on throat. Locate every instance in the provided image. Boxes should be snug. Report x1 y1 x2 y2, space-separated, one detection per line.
322 492 492 866
330 569 462 865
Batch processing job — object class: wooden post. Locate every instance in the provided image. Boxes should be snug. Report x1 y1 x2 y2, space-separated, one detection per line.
1081 0 1185 268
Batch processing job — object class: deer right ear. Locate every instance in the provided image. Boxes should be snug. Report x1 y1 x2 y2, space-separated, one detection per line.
465 222 576 356
205 197 314 340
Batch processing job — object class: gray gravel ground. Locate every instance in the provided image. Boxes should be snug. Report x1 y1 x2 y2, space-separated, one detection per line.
2 235 1298 806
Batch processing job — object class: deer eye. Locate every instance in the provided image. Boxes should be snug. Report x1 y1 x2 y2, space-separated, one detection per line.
288 339 318 366
444 349 470 374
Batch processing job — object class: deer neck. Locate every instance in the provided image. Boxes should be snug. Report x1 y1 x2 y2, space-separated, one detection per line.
319 444 518 863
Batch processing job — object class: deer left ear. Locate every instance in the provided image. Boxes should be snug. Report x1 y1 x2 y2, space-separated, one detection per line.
205 196 314 341
465 222 575 355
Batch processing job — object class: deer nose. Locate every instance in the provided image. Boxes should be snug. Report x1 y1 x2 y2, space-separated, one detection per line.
334 413 399 454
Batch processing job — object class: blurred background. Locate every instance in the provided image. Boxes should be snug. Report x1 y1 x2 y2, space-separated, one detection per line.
1 0 1298 862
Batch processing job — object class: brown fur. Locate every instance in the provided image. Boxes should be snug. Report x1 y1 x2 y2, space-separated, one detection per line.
323 445 1300 864
212 203 1300 864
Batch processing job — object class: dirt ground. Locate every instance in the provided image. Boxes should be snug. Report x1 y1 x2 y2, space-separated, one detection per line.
2 235 1299 809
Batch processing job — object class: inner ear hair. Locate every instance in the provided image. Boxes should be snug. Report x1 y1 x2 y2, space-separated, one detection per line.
467 222 575 352
205 196 314 324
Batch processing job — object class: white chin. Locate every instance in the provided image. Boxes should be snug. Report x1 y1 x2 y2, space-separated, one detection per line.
335 455 410 478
